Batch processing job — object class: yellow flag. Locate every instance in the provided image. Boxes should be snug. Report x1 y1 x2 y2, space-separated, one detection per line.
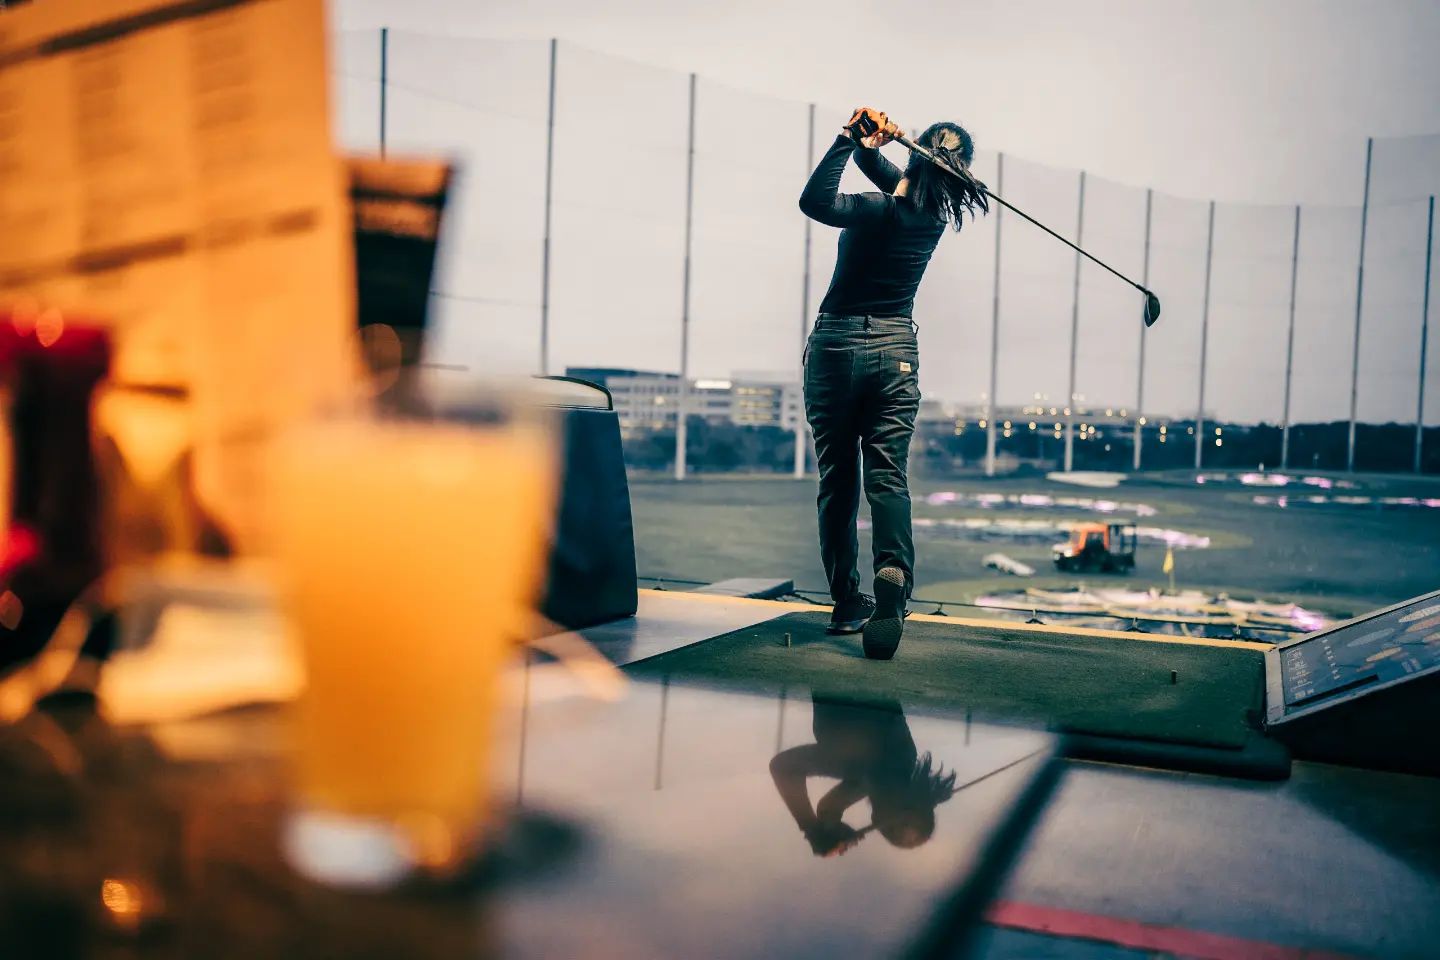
1162 546 1175 575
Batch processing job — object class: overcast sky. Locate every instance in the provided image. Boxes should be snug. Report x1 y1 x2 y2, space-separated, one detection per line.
331 0 1440 424
337 0 1440 204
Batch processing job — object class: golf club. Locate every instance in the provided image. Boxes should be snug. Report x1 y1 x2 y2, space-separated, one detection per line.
851 113 1162 327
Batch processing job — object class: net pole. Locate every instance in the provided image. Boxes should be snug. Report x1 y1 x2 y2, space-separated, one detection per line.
539 38 558 375
1063 171 1086 473
985 154 1005 476
378 27 388 157
1416 196 1435 473
1133 189 1153 470
1281 205 1301 469
1195 201 1215 471
674 73 697 480
794 103 815 479
1347 137 1373 472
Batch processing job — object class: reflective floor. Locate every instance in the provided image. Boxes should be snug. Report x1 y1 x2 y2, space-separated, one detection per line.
4 590 1436 958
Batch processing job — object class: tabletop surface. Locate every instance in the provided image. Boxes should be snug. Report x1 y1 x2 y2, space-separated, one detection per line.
0 672 1057 960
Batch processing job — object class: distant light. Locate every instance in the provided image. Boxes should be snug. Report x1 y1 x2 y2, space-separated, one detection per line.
1105 408 1114 417
1033 392 1042 400
694 379 731 390
1063 407 1071 416
1003 429 1012 438
979 419 988 428
1139 417 1148 426
1216 438 1223 447
1120 409 1128 417
1049 407 1057 415
1003 421 1012 429
1029 421 1037 430
1054 422 1062 431
1188 427 1195 435
1215 427 1222 435
1080 423 1088 431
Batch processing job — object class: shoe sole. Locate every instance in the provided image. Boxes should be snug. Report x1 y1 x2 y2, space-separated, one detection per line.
863 567 906 660
826 620 868 635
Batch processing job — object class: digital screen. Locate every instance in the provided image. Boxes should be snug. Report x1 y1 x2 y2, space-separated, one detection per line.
1280 597 1440 711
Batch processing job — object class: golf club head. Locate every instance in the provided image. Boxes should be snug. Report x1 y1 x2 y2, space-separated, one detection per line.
1142 290 1161 327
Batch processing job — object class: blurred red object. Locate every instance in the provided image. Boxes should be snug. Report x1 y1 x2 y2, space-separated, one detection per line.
0 309 112 671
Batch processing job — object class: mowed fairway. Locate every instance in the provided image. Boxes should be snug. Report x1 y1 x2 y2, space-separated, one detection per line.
629 471 1440 618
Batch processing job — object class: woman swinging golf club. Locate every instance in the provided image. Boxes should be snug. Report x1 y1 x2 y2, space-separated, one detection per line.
799 107 988 660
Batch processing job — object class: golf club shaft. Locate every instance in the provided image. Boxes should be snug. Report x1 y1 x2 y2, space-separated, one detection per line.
892 133 1150 296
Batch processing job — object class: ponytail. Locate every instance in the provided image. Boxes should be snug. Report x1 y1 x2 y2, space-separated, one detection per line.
905 122 989 231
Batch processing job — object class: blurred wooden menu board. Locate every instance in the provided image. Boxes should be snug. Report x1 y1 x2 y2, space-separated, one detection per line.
0 0 358 547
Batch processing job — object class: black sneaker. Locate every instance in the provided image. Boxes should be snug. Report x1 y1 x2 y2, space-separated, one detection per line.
827 593 875 635
863 567 907 660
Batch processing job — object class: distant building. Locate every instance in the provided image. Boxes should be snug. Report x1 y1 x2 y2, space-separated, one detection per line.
606 373 683 433
564 367 677 390
568 367 801 436
729 372 803 431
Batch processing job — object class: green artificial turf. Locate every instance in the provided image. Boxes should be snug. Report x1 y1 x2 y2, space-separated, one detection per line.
627 612 1267 750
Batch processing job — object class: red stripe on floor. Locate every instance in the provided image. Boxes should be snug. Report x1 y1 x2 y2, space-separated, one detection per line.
986 900 1355 960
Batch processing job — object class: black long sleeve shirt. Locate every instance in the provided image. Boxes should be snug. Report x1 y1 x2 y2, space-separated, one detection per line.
799 134 946 319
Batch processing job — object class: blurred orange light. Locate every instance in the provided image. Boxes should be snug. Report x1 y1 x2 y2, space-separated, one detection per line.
101 878 142 920
0 590 22 631
10 299 39 335
35 309 64 348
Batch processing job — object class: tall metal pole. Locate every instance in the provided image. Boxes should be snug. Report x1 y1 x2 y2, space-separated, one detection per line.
794 103 815 479
378 27 388 158
985 153 1005 477
674 74 697 481
539 38 557 376
1195 200 1215 471
1348 137 1373 472
1133 189 1152 471
1416 195 1435 474
1280 205 1302 469
1063 171 1086 473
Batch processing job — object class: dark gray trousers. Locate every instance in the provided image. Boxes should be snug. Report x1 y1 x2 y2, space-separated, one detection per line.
803 315 920 603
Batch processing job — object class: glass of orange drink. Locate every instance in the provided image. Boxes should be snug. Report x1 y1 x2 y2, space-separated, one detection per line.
269 383 555 886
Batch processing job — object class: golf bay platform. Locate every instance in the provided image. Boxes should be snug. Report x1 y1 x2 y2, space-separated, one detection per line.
565 588 1440 958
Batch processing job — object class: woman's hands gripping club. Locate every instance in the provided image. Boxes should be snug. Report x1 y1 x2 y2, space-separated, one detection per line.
843 107 900 149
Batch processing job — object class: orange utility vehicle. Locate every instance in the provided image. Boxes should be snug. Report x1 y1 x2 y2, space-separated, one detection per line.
1052 521 1137 573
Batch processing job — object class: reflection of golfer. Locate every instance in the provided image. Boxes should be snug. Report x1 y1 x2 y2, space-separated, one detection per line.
799 107 989 660
769 695 957 857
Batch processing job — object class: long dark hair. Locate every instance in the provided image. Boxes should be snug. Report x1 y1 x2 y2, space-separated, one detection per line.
871 752 959 849
904 122 989 231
